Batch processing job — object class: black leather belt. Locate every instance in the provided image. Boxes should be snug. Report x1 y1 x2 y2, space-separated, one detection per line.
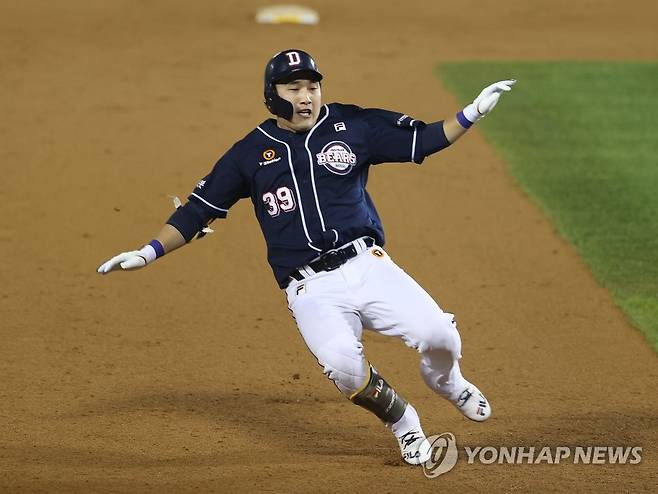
289 237 375 282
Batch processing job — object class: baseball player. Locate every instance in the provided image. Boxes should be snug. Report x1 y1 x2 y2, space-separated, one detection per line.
98 49 515 465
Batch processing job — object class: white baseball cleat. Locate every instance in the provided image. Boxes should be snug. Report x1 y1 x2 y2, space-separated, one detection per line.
396 429 432 465
388 404 432 465
452 383 491 422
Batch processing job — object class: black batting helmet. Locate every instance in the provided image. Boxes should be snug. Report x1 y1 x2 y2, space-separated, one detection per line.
264 49 323 120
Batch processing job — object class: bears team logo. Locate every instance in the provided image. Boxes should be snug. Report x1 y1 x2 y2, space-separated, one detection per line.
316 141 357 175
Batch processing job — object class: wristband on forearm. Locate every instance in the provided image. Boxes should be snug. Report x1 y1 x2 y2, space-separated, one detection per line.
457 103 482 129
456 111 474 129
137 239 165 264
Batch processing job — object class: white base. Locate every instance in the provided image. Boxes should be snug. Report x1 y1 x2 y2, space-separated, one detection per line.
255 4 319 25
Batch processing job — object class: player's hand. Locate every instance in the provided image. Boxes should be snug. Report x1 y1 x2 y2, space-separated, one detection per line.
463 79 516 123
97 251 147 274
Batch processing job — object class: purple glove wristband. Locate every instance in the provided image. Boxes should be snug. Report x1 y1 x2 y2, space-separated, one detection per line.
456 111 474 129
149 239 165 258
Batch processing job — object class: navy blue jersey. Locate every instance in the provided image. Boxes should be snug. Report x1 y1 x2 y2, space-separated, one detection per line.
169 103 446 288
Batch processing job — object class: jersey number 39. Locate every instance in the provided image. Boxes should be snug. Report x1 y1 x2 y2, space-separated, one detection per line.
263 186 296 217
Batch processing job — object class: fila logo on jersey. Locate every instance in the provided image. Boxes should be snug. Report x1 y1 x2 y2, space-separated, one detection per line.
259 148 281 166
316 141 357 175
334 122 346 132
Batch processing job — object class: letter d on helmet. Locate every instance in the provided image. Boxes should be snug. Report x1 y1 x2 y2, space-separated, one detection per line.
264 49 323 120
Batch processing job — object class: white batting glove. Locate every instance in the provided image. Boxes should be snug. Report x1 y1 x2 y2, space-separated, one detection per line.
461 79 516 125
97 245 157 274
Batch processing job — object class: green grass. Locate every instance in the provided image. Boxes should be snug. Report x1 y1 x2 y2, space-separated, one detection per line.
439 62 658 351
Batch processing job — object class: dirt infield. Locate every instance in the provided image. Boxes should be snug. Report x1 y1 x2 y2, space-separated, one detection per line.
1 1 657 492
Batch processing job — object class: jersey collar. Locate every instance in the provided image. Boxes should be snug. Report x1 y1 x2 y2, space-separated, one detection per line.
261 104 328 141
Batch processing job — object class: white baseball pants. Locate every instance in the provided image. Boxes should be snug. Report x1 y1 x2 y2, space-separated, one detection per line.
285 240 469 402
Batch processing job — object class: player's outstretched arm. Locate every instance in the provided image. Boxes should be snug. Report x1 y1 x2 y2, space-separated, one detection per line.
443 79 516 143
96 224 186 275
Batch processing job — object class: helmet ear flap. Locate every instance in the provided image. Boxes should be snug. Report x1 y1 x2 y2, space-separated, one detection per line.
264 82 294 121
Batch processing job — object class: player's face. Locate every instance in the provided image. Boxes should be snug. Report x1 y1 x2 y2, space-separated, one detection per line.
275 79 322 132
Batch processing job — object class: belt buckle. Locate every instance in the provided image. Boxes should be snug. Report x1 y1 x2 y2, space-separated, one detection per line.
321 250 343 271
